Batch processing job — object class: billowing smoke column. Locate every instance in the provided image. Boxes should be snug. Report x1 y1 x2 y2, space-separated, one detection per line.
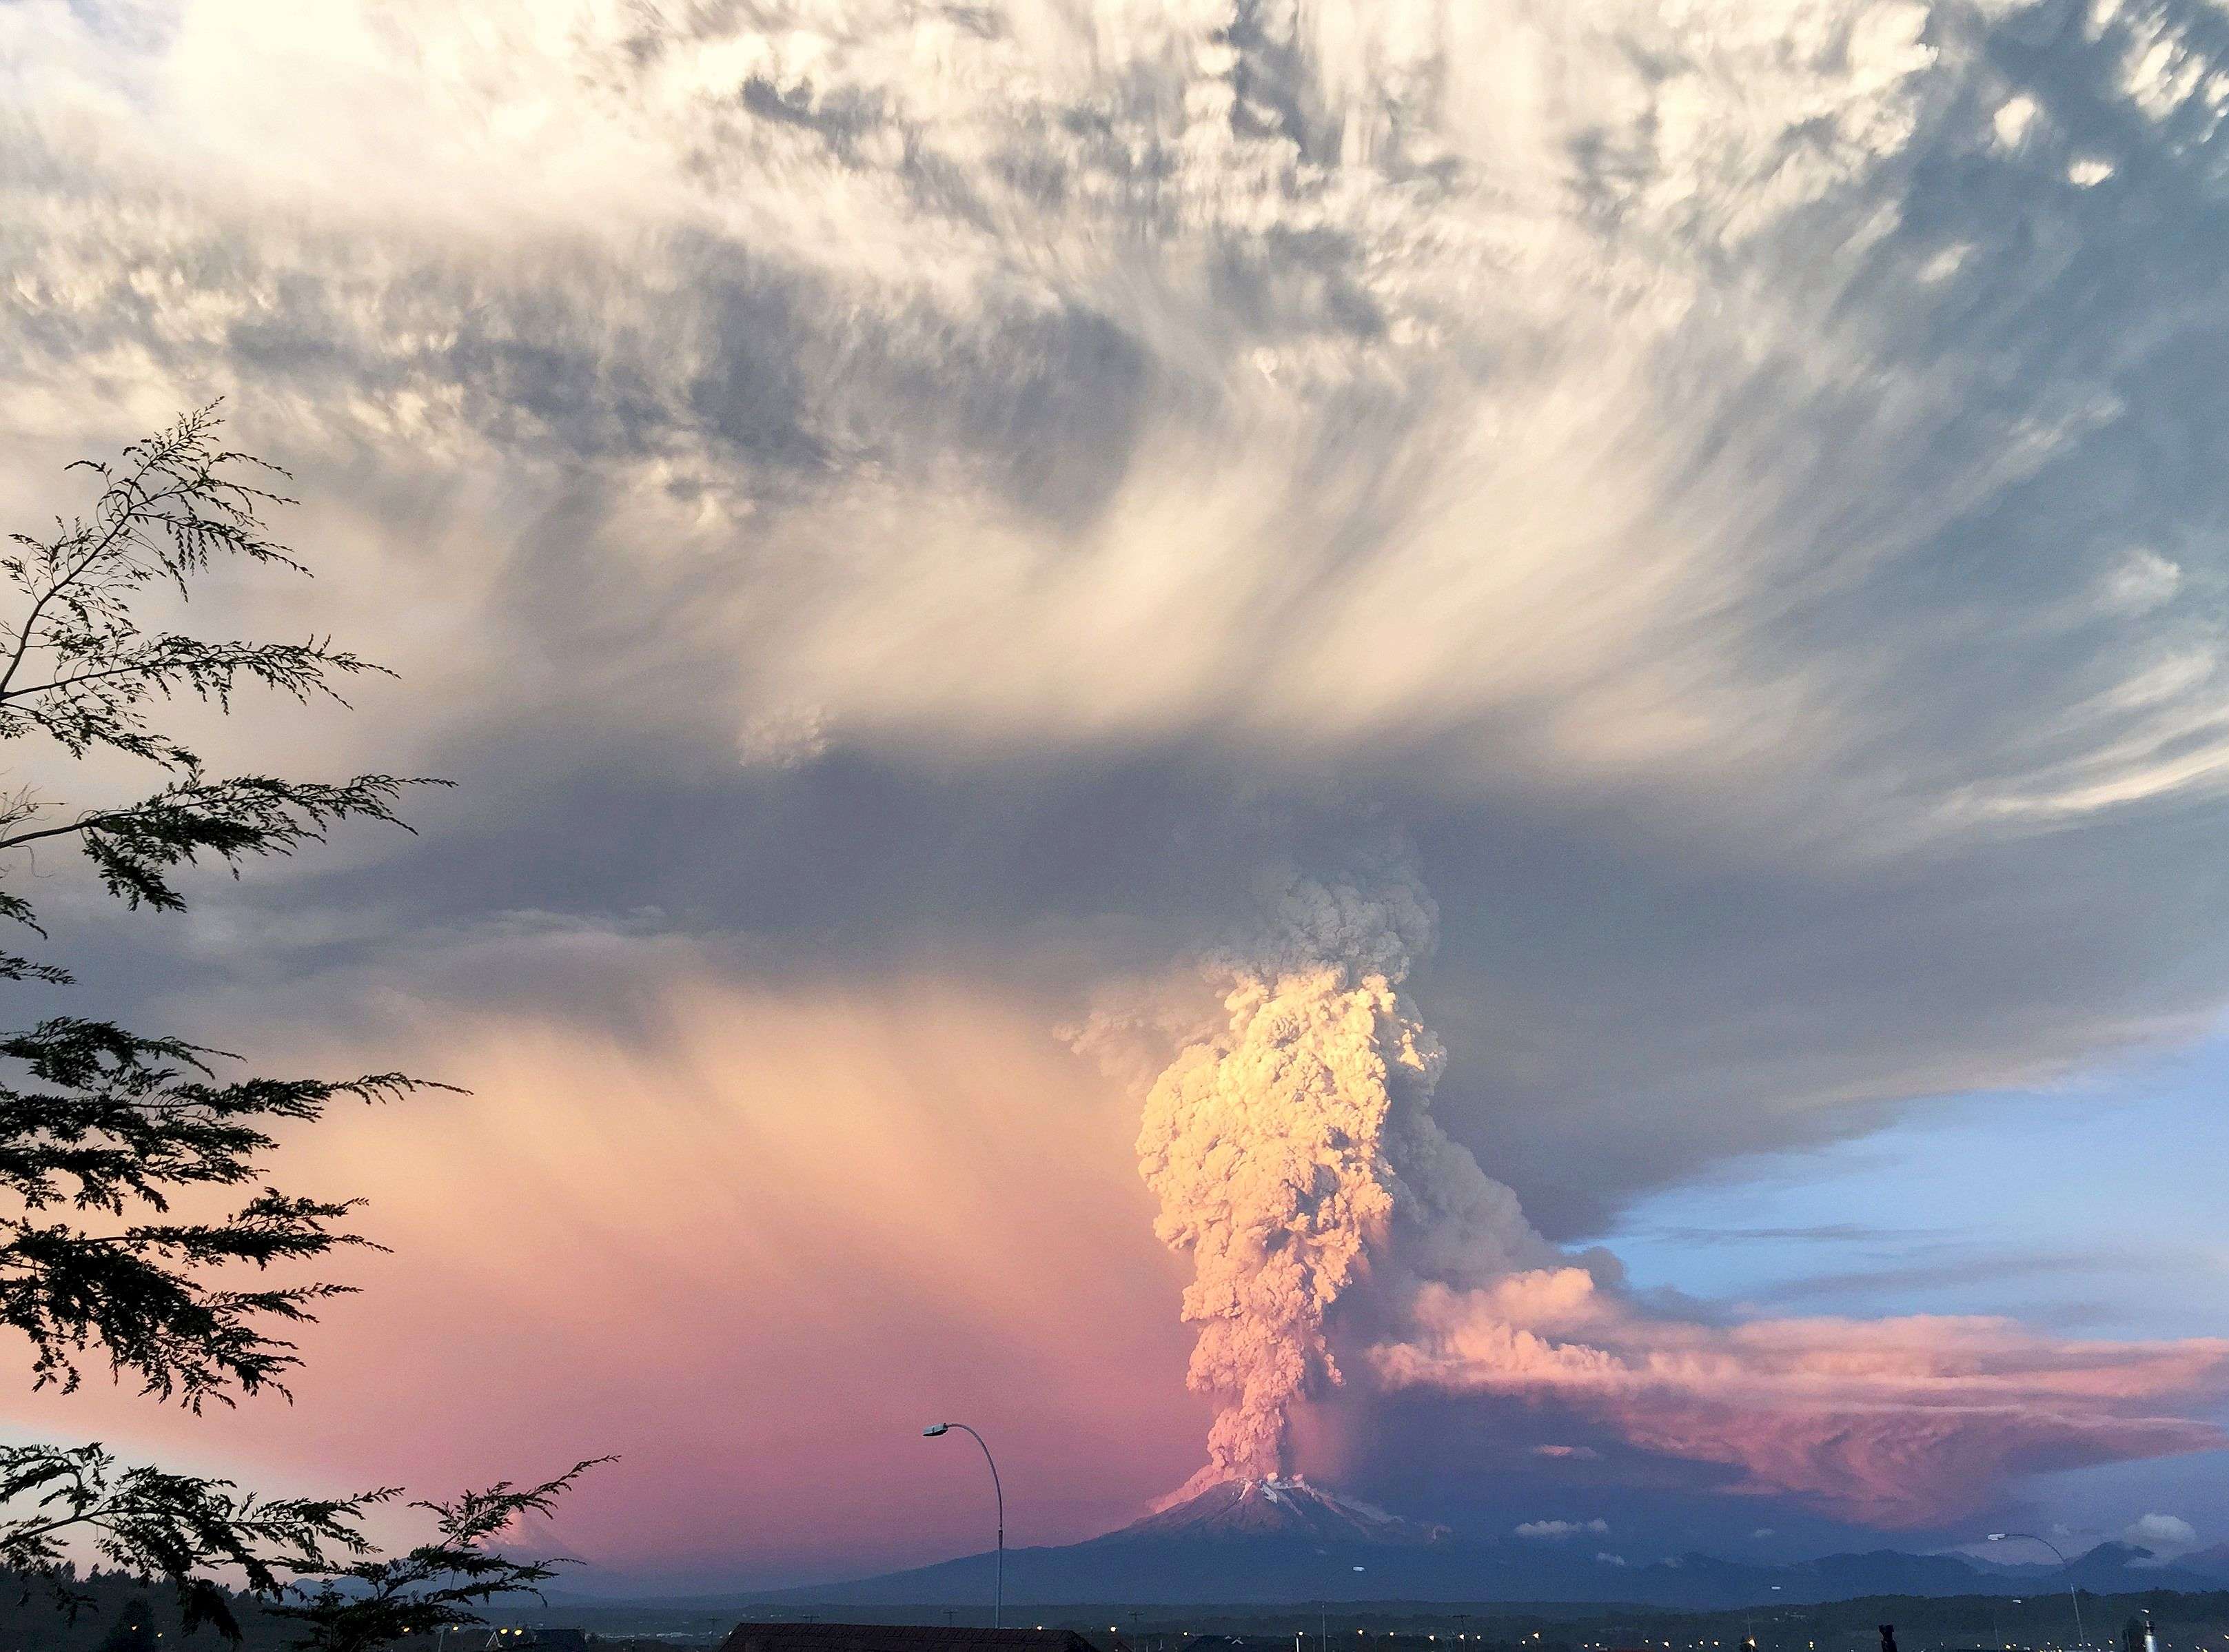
1136 859 1555 1498
1133 859 2229 1522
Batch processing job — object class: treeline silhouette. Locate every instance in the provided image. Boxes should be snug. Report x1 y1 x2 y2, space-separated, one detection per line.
1 1568 285 1651
0 1569 682 1652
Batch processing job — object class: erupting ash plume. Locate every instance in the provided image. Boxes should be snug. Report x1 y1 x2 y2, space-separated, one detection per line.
1131 858 2229 1522
1135 859 1556 1500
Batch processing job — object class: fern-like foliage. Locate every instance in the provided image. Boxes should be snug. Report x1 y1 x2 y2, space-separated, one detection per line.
0 408 596 1646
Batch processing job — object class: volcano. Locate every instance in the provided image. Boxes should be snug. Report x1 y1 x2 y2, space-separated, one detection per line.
1120 1478 1450 1547
750 1476 1466 1608
746 1476 2229 1608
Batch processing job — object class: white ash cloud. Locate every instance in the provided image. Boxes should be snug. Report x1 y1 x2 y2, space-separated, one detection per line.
14 0 2229 844
2121 1512 2200 1556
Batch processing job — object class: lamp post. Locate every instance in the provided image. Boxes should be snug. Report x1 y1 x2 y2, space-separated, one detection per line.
1988 1533 2086 1651
925 1423 1004 1628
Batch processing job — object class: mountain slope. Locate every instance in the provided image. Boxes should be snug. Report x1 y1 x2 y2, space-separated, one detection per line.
1120 1479 1451 1548
755 1484 2226 1609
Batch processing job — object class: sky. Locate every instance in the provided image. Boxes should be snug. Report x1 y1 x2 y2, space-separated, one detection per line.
7 0 2229 1591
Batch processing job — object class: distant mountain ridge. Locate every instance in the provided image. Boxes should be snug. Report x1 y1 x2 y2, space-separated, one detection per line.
756 1480 2229 1609
2181 1541 2229 1577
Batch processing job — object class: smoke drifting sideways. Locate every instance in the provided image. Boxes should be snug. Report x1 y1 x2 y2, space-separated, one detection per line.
1128 859 2229 1526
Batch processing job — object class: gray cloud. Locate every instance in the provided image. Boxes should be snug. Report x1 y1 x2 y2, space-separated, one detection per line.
10 0 2229 1207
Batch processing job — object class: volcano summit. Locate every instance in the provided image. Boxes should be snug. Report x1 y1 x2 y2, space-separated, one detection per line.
1120 1478 1451 1548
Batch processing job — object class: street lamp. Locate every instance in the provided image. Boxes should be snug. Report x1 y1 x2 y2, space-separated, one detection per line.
1988 1533 2086 1651
924 1424 1004 1628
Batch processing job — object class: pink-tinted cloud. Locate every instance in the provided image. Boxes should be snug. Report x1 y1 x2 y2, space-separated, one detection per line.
5 966 1210 1582
1368 1269 2229 1526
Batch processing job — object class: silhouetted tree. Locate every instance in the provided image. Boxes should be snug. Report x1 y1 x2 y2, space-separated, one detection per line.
274 1469 600 1652
0 406 596 1645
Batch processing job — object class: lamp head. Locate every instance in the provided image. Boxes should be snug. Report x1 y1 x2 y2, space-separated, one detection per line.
1988 1533 2008 1542
923 1423 951 1437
